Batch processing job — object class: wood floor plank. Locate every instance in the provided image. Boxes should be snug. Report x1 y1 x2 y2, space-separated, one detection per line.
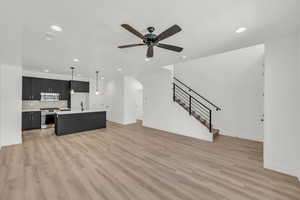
0 121 299 200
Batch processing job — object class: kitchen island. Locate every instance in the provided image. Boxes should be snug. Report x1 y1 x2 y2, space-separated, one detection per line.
55 110 106 136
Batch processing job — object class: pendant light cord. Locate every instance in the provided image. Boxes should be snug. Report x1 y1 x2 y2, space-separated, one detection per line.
96 71 99 92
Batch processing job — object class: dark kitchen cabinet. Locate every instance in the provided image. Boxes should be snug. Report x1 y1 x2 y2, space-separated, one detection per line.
70 80 89 93
31 78 42 100
59 81 70 100
31 111 41 129
22 77 32 100
41 79 56 93
22 111 41 131
22 112 32 130
22 76 71 102
22 77 41 100
51 80 61 93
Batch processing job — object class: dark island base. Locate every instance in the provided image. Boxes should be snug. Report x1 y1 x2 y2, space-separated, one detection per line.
55 111 106 136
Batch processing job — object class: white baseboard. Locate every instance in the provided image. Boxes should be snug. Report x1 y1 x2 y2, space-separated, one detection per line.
264 161 299 180
1 140 22 147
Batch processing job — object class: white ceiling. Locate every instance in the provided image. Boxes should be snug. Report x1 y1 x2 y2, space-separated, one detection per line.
22 0 300 79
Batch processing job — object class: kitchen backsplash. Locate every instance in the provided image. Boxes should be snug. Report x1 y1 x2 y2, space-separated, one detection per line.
22 101 68 110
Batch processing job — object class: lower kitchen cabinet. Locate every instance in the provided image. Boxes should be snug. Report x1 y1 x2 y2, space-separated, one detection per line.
22 111 41 131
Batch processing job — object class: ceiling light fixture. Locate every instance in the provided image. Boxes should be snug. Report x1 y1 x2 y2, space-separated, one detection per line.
70 67 75 94
73 58 80 62
182 55 187 59
45 32 55 40
145 58 150 62
77 74 81 77
51 25 63 32
101 77 105 80
95 71 99 95
44 69 49 73
117 68 122 72
45 36 52 41
235 27 247 34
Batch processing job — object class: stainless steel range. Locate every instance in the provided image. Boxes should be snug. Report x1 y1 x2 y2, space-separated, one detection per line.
40 108 60 129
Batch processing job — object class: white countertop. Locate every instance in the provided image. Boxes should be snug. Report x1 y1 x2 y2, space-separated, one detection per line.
56 109 106 115
22 109 41 112
22 108 71 112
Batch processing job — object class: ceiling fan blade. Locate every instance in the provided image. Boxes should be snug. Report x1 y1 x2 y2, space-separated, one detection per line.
121 24 144 39
156 25 182 42
147 46 154 58
157 43 183 52
118 44 145 48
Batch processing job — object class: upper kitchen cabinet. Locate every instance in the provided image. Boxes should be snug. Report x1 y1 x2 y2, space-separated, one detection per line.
22 76 72 101
59 80 70 100
22 77 32 100
31 78 42 100
22 77 41 100
70 80 89 93
41 79 57 93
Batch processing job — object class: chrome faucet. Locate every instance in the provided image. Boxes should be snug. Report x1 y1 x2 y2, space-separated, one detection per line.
80 101 84 111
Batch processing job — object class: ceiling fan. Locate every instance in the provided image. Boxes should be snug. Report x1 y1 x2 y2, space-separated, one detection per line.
118 24 183 58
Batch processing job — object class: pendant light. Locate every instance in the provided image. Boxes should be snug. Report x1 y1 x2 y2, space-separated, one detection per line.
70 66 75 94
95 71 99 95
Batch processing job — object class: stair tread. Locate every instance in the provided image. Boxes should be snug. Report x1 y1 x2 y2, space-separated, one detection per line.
175 96 220 138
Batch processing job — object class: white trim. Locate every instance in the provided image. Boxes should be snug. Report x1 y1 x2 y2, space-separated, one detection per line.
264 161 299 180
122 121 137 125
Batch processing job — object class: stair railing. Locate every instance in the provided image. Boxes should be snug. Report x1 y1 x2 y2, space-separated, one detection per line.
173 82 213 132
173 77 221 111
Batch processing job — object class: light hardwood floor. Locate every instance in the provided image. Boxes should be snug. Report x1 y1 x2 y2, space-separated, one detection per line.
0 121 299 200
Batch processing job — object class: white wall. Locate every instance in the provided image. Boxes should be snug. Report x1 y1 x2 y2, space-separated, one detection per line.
174 45 265 141
264 33 300 179
0 0 22 147
71 93 89 110
0 66 2 148
0 65 22 146
89 78 105 110
123 77 139 124
104 75 125 124
0 0 22 66
104 75 142 125
141 69 213 142
136 89 143 120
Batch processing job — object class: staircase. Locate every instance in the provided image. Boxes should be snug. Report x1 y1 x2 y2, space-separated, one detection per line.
173 77 221 138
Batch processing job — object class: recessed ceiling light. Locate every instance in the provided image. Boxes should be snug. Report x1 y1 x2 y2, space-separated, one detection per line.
44 69 49 73
73 58 80 62
51 25 63 32
45 32 55 40
182 55 187 59
145 58 150 62
101 77 105 80
235 27 247 33
117 68 122 72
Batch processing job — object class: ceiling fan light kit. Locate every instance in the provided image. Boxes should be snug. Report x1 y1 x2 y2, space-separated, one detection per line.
118 24 183 58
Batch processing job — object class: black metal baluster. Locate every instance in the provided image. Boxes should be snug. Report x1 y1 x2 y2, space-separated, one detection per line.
173 83 175 102
209 110 212 132
189 95 192 115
